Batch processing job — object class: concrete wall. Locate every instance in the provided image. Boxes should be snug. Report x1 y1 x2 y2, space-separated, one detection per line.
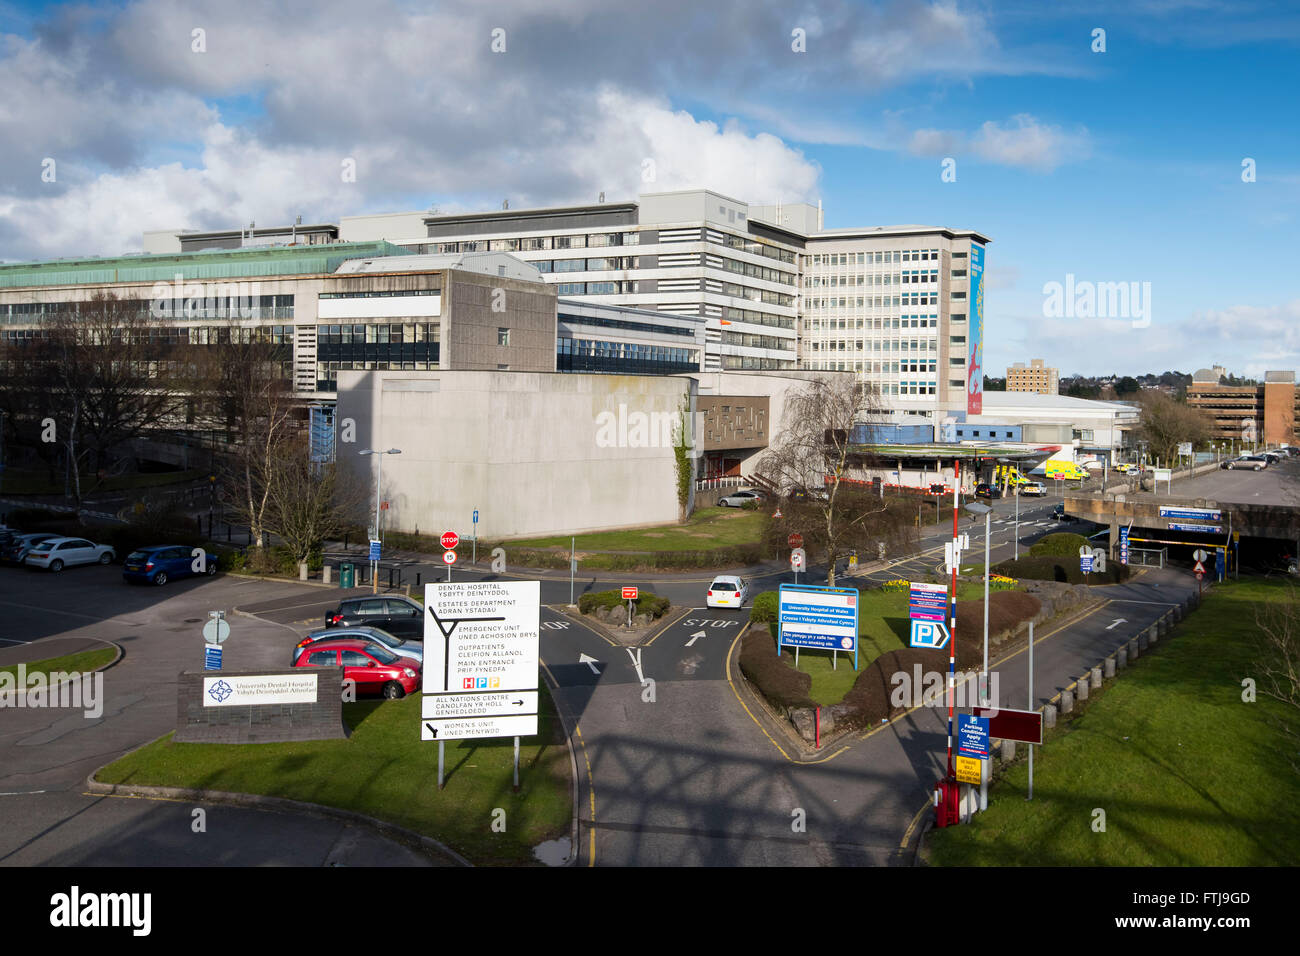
336 370 690 539
444 272 556 372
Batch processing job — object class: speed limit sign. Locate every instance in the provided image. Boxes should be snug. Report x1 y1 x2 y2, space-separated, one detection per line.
443 550 457 565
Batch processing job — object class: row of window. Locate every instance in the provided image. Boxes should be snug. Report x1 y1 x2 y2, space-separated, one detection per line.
557 313 696 338
721 355 796 370
318 290 438 299
316 323 438 345
723 307 795 330
811 340 939 353
315 360 440 391
807 315 939 331
720 233 798 265
554 282 624 296
717 256 796 286
720 331 790 351
0 325 293 346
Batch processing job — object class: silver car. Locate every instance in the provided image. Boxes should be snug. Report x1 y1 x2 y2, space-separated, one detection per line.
292 625 423 665
24 536 115 571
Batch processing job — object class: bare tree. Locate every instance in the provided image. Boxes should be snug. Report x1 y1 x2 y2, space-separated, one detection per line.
28 293 183 504
1253 582 1300 772
190 324 295 556
755 376 914 586
1137 390 1211 466
261 437 369 565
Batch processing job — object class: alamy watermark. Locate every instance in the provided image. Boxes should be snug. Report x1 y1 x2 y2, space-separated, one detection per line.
594 404 697 449
149 274 261 320
889 664 1000 712
1042 274 1151 328
0 665 103 718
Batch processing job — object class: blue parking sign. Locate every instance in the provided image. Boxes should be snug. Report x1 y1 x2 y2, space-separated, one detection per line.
369 539 381 562
909 619 950 649
958 714 990 757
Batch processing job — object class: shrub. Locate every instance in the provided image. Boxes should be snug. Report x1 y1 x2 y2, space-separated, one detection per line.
738 628 814 711
218 550 247 573
1029 532 1089 557
577 589 669 619
992 554 1131 585
749 590 779 623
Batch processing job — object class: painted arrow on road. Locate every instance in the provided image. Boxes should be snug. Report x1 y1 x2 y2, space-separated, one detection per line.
685 630 706 647
626 647 645 683
1105 618 1128 630
579 653 602 674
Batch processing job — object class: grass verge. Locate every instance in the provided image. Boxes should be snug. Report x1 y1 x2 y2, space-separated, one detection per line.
1 647 117 680
925 578 1300 865
508 506 766 552
95 684 573 866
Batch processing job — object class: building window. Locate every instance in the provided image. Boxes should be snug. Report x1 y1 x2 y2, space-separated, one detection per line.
498 328 510 346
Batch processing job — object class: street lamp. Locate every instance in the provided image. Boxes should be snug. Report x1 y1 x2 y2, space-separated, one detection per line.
965 498 994 812
997 457 1021 560
359 448 402 594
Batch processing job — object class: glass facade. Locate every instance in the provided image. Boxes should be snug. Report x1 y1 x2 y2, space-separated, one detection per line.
556 337 698 375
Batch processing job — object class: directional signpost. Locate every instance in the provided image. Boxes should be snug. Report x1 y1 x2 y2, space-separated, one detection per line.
778 584 859 670
622 586 638 626
202 611 228 670
909 581 950 649
421 580 540 791
790 547 806 582
1119 526 1130 565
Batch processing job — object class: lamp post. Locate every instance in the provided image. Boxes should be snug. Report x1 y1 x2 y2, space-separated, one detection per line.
965 499 994 812
359 448 401 594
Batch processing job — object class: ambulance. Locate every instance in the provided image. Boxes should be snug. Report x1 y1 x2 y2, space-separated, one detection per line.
1040 459 1089 481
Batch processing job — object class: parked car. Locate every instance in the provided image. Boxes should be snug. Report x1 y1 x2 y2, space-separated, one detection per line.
1 532 60 565
24 537 115 572
718 489 767 508
974 482 1001 500
323 595 425 639
706 574 750 609
293 625 423 665
1018 481 1047 497
291 638 420 699
786 487 829 503
1051 503 1072 522
1113 463 1140 474
122 545 219 585
1225 455 1267 471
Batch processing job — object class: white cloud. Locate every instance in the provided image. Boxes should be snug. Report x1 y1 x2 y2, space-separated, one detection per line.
908 114 1090 172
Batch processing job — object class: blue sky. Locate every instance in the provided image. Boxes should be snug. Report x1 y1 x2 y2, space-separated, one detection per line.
0 0 1296 377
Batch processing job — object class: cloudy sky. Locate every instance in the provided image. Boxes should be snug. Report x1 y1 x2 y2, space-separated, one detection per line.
1 0 1297 377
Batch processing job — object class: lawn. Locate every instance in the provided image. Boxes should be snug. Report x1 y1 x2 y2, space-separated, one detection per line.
1 647 117 680
509 506 766 553
925 578 1300 865
775 582 984 706
95 684 573 866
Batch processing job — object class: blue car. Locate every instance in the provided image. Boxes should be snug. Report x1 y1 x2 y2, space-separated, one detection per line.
122 545 219 585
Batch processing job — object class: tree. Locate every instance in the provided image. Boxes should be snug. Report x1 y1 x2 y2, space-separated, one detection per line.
261 437 369 565
191 324 295 556
28 293 183 504
1116 376 1140 396
1253 583 1300 772
755 376 916 586
1136 391 1211 465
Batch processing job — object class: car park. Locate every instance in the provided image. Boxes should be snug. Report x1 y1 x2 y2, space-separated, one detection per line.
24 537 115 571
293 625 423 665
706 574 750 608
718 489 767 508
1 532 60 565
122 545 219 585
291 638 420 699
323 595 425 639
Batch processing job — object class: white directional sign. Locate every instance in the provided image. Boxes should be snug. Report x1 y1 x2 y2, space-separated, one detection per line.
202 617 230 644
1193 549 1209 562
421 581 540 740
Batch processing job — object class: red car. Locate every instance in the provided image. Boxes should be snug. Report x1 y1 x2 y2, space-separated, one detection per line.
292 639 420 699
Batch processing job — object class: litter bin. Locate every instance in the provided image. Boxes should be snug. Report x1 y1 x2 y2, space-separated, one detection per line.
339 562 355 588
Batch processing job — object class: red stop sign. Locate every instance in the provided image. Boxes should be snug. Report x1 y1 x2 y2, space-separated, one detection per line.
441 531 459 550
788 533 803 550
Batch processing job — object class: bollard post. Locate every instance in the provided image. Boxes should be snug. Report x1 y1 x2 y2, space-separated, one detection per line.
1043 703 1057 729
1117 647 1128 669
1090 666 1102 690
1000 738 1016 761
1147 623 1158 646
323 565 331 585
299 561 308 581
1077 676 1089 701
1128 638 1140 660
1104 657 1116 679
1061 688 1074 714
1137 630 1148 653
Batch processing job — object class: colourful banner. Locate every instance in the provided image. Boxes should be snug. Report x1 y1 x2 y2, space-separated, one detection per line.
967 244 985 415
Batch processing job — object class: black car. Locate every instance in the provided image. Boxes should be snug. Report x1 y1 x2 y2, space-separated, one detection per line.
323 595 425 639
974 482 1001 499
1051 503 1072 522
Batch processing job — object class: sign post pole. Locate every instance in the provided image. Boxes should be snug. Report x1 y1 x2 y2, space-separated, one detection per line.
947 461 959 785
472 510 478 565
1027 620 1034 801
513 736 521 793
438 740 445 790
570 537 575 606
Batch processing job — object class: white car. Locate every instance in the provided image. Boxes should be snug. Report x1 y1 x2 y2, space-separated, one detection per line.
718 490 767 508
706 575 750 608
1018 482 1047 496
24 536 116 572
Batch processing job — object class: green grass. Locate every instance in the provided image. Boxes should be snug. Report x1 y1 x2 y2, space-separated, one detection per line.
1 647 117 680
926 578 1300 866
509 506 765 552
95 685 573 866
779 582 984 705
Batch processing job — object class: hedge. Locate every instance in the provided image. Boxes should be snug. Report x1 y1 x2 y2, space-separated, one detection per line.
577 589 671 619
1028 532 1089 557
748 591 779 623
992 554 1131 585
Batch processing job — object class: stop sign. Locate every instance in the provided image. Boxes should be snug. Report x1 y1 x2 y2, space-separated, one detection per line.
788 533 803 550
440 531 459 550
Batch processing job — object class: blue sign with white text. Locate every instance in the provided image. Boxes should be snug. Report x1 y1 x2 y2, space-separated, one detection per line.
1081 554 1094 574
958 714 990 758
909 619 950 649
369 539 381 562
204 645 223 671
